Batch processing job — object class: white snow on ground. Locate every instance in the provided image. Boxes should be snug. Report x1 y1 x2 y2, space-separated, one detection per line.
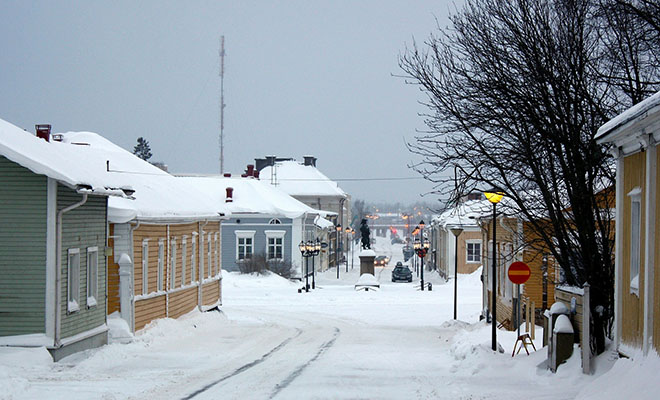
0 234 652 399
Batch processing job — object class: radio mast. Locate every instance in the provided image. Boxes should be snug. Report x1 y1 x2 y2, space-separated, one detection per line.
219 36 226 174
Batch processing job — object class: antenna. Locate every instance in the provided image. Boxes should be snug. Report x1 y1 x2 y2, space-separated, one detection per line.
219 35 226 174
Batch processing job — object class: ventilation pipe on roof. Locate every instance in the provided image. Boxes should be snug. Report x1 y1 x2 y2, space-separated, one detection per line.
35 124 51 142
246 164 255 177
223 173 231 178
226 187 234 202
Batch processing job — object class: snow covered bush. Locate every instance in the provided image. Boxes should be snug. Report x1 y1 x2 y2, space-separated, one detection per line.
238 253 295 279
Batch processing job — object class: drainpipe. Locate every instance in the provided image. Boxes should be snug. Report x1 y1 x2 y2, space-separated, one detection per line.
198 220 209 311
54 193 88 348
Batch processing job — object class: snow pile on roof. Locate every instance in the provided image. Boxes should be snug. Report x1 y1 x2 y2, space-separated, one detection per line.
435 199 492 228
0 119 131 197
183 175 334 220
260 160 346 197
56 132 226 223
597 90 660 140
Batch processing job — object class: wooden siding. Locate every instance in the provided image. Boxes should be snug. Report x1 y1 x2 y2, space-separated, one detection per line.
202 280 220 306
621 151 646 347
555 288 583 343
0 156 48 336
168 287 198 319
134 295 167 331
58 185 108 339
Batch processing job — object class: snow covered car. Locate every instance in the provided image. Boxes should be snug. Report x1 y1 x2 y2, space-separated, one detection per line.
391 264 413 282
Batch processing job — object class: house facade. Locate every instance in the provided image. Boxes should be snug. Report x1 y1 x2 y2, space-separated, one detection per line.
0 121 132 360
597 91 660 356
57 132 225 334
256 156 350 271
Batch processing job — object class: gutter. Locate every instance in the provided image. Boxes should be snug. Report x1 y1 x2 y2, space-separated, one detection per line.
54 194 88 348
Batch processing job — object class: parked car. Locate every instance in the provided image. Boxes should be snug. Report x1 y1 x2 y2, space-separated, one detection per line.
374 255 390 266
391 263 413 282
402 245 414 261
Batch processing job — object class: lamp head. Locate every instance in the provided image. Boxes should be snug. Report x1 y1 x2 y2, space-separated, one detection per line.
484 189 504 204
298 241 306 254
419 220 425 229
450 227 464 237
336 225 342 232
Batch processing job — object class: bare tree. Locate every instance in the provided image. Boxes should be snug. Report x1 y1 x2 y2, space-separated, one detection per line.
399 0 625 353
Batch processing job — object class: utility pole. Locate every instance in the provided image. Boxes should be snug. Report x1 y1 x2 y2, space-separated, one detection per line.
219 35 226 174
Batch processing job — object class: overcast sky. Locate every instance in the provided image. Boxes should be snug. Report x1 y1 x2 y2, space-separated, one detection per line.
0 1 460 204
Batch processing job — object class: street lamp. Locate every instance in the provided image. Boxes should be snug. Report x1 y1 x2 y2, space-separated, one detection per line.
344 226 351 272
312 238 321 289
335 225 342 279
299 241 310 293
484 188 504 351
414 220 430 291
450 227 464 320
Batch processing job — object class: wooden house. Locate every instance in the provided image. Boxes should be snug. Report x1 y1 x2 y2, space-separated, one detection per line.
597 91 660 356
184 173 335 278
0 121 132 360
57 132 226 333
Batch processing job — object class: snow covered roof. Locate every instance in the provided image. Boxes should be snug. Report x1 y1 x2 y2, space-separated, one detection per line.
57 132 226 223
597 90 660 142
434 199 492 229
259 160 347 198
182 175 336 222
0 118 131 197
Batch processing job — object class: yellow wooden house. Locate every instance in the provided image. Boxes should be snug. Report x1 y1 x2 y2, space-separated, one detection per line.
597 91 660 356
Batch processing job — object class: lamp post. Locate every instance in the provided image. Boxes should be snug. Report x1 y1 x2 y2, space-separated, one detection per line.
484 189 504 351
312 238 321 289
335 225 341 279
299 241 310 293
414 220 429 291
450 227 464 320
344 226 351 272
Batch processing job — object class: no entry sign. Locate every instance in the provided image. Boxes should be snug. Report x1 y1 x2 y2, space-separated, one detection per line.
508 261 531 284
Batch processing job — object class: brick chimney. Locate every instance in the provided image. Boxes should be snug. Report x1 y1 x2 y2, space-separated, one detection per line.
35 124 51 142
225 187 234 202
303 156 317 167
246 164 255 177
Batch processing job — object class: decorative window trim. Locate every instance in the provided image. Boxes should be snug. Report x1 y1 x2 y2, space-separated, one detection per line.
628 187 642 295
191 234 197 282
86 246 98 308
236 230 256 261
170 238 177 290
268 218 282 224
67 248 81 313
181 236 188 287
214 232 220 275
265 230 286 261
207 234 212 278
157 240 165 292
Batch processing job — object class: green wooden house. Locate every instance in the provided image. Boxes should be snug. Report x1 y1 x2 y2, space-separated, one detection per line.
0 120 132 361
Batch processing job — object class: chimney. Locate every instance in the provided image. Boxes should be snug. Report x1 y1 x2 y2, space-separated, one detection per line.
225 187 234 202
246 164 255 177
35 124 51 142
254 170 260 179
303 156 317 167
266 155 276 167
223 173 231 178
255 158 267 172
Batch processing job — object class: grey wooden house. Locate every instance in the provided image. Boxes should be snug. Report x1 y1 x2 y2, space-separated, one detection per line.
0 121 132 361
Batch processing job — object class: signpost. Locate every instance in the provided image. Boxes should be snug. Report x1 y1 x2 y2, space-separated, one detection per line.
508 261 531 336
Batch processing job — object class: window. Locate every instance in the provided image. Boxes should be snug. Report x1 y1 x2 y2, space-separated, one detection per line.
170 239 177 290
191 234 197 282
466 241 481 263
142 241 149 294
236 231 256 261
266 230 286 260
207 235 212 278
629 187 642 294
67 248 80 312
214 232 220 275
86 247 98 307
158 240 165 291
269 218 282 224
181 236 188 286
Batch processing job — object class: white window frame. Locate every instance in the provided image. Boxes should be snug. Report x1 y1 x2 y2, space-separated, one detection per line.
265 230 286 261
170 238 177 290
207 234 212 278
236 230 256 261
67 248 81 313
142 240 149 294
465 240 482 263
214 232 220 275
86 246 98 308
629 187 642 295
181 236 188 287
268 218 282 224
157 240 165 291
191 233 197 282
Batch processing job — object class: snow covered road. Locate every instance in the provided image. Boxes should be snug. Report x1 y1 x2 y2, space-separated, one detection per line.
1 241 616 399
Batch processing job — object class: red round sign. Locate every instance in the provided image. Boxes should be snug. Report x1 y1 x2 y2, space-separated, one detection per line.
508 261 531 284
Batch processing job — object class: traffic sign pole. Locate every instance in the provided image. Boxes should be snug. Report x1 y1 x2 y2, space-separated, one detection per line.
507 261 531 337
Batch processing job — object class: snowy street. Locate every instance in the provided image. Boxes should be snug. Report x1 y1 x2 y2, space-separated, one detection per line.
1 238 614 400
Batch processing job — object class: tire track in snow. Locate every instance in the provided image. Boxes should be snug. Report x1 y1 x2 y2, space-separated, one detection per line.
268 327 341 399
181 328 303 400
